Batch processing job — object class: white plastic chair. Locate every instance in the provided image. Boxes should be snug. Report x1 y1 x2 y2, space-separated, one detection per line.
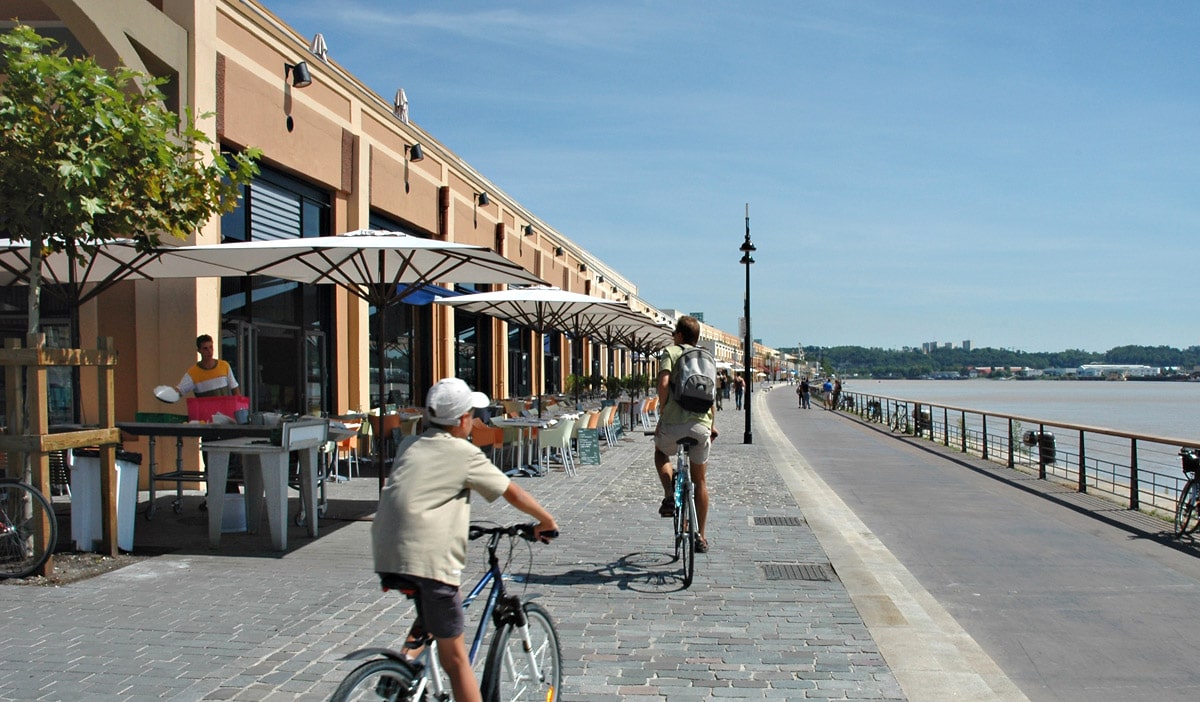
537 417 577 476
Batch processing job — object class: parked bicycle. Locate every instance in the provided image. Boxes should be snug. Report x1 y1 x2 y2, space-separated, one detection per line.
0 477 57 579
331 522 562 702
1175 448 1199 537
670 437 700 589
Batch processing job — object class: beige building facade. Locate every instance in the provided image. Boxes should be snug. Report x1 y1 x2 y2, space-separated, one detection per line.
2 0 782 481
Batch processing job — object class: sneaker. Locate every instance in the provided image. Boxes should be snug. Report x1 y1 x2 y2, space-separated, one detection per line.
695 535 709 553
658 497 675 518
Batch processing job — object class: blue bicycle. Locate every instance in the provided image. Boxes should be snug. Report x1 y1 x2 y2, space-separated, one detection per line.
331 523 562 701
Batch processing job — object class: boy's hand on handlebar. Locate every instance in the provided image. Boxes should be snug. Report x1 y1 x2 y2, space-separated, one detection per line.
534 520 559 544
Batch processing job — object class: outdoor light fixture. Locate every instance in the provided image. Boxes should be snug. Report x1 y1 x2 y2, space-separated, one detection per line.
309 33 328 63
740 203 756 445
474 192 490 227
579 263 587 272
523 224 535 236
597 275 604 284
403 143 424 193
555 246 564 257
284 61 312 88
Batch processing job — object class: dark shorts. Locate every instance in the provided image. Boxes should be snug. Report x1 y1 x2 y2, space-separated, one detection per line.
379 573 465 639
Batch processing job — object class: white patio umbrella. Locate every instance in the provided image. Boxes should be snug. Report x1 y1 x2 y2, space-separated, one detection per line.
145 230 545 424
435 286 625 410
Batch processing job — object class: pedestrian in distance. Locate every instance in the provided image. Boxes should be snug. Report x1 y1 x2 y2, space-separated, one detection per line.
733 373 746 411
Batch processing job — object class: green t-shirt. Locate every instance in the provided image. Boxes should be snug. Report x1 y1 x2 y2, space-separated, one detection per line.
657 344 715 429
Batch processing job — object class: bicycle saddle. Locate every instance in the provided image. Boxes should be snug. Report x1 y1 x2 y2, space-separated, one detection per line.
378 572 418 597
676 437 698 448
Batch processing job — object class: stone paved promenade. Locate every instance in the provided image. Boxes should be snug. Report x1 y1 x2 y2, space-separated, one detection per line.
18 384 1157 700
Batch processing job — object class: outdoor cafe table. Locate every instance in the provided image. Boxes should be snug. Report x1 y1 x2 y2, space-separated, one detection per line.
118 420 341 550
492 415 574 477
116 422 273 519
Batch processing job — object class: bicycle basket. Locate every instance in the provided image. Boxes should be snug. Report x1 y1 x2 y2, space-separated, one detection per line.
1183 449 1200 475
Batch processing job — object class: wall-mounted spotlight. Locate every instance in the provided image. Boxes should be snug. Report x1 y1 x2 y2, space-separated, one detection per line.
555 246 564 257
403 143 424 193
578 263 587 272
309 34 329 63
597 275 604 284
284 61 312 88
474 192 490 227
523 224 535 236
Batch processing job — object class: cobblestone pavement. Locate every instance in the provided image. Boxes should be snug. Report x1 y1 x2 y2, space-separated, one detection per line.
0 396 905 701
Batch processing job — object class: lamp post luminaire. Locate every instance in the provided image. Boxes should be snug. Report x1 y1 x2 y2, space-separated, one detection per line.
740 203 755 445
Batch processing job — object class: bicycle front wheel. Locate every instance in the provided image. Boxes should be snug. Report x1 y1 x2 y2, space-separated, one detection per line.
0 479 57 579
680 482 696 589
481 601 563 702
329 657 419 702
1175 479 1199 537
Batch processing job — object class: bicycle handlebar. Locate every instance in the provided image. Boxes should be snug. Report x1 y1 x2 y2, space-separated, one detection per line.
469 523 559 543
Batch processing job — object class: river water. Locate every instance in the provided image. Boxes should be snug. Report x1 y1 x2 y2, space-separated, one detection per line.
836 378 1200 442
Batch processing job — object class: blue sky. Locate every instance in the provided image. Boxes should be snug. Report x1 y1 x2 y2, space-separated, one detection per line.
283 1 1200 353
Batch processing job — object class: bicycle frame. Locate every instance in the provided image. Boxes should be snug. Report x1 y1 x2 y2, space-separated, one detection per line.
337 526 544 699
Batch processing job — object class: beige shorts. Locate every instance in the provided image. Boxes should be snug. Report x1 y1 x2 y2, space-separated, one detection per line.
654 420 711 465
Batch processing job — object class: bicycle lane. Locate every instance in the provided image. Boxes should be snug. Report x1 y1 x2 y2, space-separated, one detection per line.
762 386 1200 702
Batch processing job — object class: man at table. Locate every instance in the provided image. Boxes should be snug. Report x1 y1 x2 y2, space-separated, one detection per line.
175 333 240 497
175 334 240 398
373 377 559 702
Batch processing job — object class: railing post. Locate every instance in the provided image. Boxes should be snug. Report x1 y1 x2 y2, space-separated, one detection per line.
982 415 989 461
1007 417 1015 468
1077 430 1087 494
1035 423 1045 479
960 411 967 454
1129 438 1139 510
942 407 949 446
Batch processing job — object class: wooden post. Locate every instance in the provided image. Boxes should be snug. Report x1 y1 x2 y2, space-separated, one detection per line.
98 337 118 556
25 334 54 576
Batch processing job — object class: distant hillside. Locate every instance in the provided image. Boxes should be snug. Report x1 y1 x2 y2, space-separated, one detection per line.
802 344 1200 379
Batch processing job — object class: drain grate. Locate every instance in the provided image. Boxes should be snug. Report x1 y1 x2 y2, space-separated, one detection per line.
760 563 832 581
752 515 805 527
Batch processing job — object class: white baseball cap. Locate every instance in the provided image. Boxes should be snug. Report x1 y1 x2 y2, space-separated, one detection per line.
425 377 490 426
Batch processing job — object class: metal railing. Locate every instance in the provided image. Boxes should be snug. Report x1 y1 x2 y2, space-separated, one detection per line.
843 391 1200 523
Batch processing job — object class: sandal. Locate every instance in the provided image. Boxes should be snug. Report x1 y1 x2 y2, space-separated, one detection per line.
695 535 709 553
658 497 675 518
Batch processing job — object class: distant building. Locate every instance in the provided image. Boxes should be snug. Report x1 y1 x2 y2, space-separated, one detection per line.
962 340 972 352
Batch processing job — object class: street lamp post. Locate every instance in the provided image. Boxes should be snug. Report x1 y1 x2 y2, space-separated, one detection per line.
740 203 755 444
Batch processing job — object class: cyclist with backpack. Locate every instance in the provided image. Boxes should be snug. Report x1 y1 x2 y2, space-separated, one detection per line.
652 315 717 553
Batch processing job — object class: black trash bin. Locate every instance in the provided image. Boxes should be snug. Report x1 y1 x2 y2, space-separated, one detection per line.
1022 431 1056 465
914 407 931 436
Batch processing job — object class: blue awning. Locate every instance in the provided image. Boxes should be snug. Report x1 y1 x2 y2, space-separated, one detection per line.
400 284 465 305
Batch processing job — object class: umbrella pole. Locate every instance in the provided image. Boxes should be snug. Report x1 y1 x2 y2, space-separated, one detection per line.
377 302 388 492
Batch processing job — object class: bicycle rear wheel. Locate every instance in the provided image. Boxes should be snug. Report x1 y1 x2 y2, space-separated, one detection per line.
1175 479 1199 537
0 479 57 579
329 657 419 702
680 482 696 589
481 601 562 702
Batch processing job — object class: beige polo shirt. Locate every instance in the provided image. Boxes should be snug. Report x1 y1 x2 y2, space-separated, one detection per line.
371 428 511 586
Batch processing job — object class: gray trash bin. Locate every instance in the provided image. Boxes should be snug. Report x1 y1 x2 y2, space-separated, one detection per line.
70 449 142 552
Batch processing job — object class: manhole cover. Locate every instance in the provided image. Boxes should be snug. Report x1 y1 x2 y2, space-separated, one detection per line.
753 516 805 527
760 563 831 581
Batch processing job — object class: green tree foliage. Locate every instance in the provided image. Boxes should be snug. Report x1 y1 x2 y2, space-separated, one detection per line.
807 345 1200 378
0 25 259 334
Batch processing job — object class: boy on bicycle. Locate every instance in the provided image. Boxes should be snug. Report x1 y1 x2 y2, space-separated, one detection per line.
652 316 717 553
372 377 559 702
